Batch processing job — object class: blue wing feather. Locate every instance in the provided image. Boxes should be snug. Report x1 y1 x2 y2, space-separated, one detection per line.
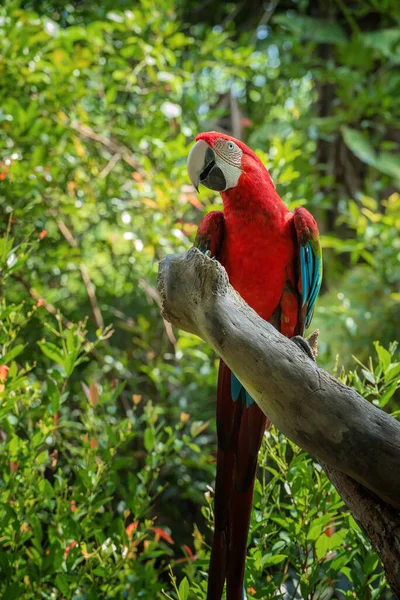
301 243 322 329
231 372 255 407
300 246 310 305
231 373 243 401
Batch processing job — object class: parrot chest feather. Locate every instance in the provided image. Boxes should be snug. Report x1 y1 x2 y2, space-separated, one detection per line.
219 208 296 321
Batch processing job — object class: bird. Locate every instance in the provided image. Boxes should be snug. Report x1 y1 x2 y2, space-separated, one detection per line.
187 131 322 600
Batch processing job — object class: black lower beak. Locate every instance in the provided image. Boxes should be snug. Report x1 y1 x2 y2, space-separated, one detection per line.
200 148 215 183
199 156 215 182
199 147 227 192
199 147 216 182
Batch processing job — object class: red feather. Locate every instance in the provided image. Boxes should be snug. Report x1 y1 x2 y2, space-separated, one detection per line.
194 133 320 599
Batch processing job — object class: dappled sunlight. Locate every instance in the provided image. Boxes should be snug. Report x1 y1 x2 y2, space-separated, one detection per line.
0 1 399 598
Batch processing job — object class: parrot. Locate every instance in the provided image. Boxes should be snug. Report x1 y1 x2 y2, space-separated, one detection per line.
186 132 322 600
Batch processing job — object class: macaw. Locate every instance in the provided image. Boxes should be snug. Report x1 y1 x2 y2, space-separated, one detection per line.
187 132 322 600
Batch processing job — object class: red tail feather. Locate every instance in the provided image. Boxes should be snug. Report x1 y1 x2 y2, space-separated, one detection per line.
207 362 269 600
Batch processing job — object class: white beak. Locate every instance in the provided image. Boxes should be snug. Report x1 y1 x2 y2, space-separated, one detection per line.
187 140 209 191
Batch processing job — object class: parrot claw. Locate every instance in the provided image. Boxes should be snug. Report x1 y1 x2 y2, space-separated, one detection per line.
204 249 218 262
291 335 316 362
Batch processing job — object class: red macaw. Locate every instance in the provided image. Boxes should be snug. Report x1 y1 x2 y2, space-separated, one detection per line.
187 132 322 600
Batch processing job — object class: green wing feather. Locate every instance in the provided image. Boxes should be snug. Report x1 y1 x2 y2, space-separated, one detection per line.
294 207 323 329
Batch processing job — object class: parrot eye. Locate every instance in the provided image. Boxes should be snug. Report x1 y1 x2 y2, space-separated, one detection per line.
212 137 243 182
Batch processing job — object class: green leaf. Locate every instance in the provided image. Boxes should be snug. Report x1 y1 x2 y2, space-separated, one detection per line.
1 344 26 364
384 362 400 383
363 553 379 574
342 128 377 167
47 378 60 414
342 127 400 181
380 381 398 407
361 369 375 385
32 430 45 448
274 14 347 44
55 574 70 596
315 534 331 560
0 236 14 263
261 553 287 568
188 442 200 453
36 450 49 465
360 28 400 61
37 341 64 367
340 566 352 581
144 427 155 452
9 434 20 456
93 566 108 577
373 342 391 370
327 530 347 547
374 152 400 180
38 478 54 499
307 522 323 541
8 361 18 378
2 584 22 600
64 351 79 377
270 516 290 528
329 553 350 571
66 328 77 353
111 381 127 403
178 577 189 600
351 371 363 394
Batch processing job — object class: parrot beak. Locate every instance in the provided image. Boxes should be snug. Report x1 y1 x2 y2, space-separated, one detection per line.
187 140 226 192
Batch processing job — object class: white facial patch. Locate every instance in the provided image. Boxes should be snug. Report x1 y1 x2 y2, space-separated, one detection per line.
213 139 243 191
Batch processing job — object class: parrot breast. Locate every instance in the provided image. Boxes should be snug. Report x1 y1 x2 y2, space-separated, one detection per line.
219 203 297 322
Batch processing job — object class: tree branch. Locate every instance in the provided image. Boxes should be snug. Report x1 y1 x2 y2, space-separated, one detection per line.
157 248 400 596
320 461 400 595
13 275 74 329
70 122 146 177
56 220 105 331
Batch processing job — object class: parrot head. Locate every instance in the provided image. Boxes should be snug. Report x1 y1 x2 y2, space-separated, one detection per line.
187 131 270 193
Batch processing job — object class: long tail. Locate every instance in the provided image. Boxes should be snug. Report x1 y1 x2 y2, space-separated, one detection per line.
207 361 269 600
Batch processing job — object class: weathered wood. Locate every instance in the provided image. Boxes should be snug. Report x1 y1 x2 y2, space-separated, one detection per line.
157 248 400 508
320 462 400 596
157 248 400 596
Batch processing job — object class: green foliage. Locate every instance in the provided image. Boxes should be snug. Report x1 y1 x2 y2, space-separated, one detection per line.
182 345 400 600
0 0 399 598
316 194 400 369
0 240 211 598
342 128 400 184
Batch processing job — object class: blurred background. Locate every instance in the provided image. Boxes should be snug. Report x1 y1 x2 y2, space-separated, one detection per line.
0 1 399 598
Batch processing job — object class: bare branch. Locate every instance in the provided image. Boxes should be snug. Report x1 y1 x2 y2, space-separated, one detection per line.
99 153 121 178
321 461 400 595
14 275 74 329
139 278 177 347
157 249 400 508
56 220 104 331
157 248 400 596
70 122 146 177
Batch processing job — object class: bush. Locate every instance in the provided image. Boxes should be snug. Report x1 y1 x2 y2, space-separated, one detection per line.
1 1 399 598
2 232 400 598
0 251 211 599
316 195 400 371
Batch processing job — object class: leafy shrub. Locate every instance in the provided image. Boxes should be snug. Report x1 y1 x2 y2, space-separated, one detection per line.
180 343 400 600
316 195 400 370
1 1 399 598
3 230 399 599
0 233 211 598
